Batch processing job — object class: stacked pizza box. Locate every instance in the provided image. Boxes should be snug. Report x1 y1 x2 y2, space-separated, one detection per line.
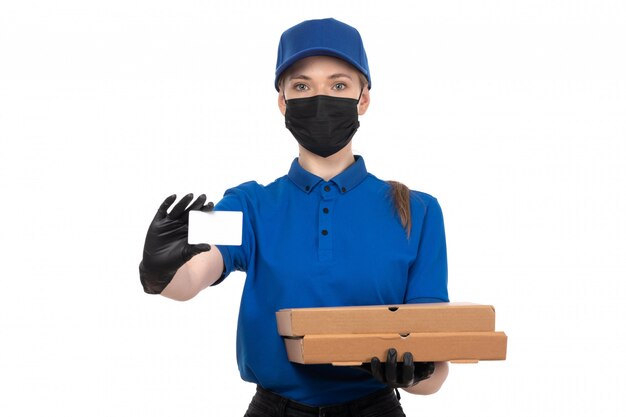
276 302 507 366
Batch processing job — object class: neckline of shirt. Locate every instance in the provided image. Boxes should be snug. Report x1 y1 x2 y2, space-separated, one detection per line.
287 155 369 194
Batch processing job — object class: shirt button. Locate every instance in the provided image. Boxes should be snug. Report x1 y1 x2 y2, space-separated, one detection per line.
305 185 310 191
324 185 330 192
323 207 329 214
341 187 346 193
321 229 328 236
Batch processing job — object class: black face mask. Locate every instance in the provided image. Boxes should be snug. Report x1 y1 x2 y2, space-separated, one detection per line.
284 93 361 158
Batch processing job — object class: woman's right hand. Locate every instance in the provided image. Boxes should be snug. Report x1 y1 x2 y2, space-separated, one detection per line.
139 193 214 294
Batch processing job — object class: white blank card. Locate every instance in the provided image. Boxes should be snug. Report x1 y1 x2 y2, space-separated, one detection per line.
188 210 243 246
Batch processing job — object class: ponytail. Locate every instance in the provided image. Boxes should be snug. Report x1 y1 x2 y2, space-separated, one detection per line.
386 181 412 239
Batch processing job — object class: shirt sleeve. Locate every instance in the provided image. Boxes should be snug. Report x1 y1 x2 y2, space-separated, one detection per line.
211 183 255 286
404 193 450 304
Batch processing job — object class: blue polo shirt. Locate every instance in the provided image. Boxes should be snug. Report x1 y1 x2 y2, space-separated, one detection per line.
214 155 448 406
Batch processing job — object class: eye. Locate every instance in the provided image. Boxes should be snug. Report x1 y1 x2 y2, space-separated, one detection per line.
333 82 347 90
294 83 308 91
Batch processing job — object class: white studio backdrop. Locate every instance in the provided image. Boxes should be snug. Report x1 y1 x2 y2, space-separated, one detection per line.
1 0 625 415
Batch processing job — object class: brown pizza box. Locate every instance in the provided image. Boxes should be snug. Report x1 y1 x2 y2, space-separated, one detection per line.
276 302 496 336
283 331 508 365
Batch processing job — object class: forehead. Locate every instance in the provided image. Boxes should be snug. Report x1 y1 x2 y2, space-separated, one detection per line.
285 55 360 79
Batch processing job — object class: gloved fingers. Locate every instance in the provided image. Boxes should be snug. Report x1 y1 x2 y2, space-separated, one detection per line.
414 361 435 382
187 194 207 212
402 352 414 385
168 193 194 220
385 348 398 384
155 194 177 221
425 362 436 380
181 194 207 222
370 356 384 381
183 243 212 262
200 201 215 212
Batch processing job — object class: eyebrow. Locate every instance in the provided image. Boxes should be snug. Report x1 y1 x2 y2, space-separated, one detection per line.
288 73 354 81
328 73 353 80
288 74 312 81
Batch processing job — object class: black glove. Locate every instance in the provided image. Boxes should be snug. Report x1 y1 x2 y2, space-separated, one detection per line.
139 193 214 294
358 348 435 388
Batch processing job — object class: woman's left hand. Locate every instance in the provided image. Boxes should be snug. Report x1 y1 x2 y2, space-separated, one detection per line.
357 349 435 388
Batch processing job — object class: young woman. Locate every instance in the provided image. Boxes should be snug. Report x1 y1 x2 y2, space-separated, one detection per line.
140 18 450 417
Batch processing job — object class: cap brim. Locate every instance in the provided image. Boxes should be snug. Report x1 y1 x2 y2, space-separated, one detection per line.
274 47 371 91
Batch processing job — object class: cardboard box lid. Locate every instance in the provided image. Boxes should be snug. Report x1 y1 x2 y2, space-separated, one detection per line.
283 331 508 365
276 302 496 336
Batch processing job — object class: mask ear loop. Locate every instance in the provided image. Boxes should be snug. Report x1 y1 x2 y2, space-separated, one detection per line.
357 88 364 103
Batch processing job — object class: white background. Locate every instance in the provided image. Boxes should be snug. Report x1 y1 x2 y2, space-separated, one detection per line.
1 1 625 415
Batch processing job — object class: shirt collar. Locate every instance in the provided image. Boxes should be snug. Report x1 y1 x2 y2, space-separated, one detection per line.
287 155 369 194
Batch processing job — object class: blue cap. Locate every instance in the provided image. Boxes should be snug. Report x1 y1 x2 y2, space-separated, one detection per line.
275 18 371 91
